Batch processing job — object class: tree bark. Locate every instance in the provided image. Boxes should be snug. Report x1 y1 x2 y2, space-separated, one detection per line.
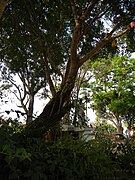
26 93 34 123
0 0 8 19
25 59 79 136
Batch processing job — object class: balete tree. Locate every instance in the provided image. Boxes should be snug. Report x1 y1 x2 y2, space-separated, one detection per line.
0 0 135 136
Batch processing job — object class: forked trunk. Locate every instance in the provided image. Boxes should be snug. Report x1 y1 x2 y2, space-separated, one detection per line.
25 17 130 137
25 63 79 137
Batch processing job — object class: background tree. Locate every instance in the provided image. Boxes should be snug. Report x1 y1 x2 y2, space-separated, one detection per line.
90 56 135 133
0 0 135 136
0 0 63 123
0 60 48 123
94 118 116 139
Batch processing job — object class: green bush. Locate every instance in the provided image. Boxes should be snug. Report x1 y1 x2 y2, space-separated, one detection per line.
0 119 134 179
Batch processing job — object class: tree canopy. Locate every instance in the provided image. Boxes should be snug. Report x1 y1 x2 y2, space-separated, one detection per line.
90 56 135 133
0 0 135 135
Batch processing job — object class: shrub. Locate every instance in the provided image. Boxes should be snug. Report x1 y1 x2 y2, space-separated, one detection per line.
0 119 134 179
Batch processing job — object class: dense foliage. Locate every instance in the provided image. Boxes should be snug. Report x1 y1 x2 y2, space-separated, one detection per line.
0 119 135 179
90 56 135 133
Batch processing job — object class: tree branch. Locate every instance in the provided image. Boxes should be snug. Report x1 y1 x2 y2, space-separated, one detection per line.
83 5 111 36
79 26 130 66
0 0 8 19
5 74 29 114
42 53 56 97
70 0 83 58
81 0 99 21
70 0 79 26
18 73 29 101
111 28 130 39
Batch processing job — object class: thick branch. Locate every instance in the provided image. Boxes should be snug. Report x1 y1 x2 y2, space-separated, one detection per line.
70 0 79 26
111 28 130 39
0 0 8 19
79 38 109 66
106 18 127 38
79 26 130 66
63 1 82 84
70 1 82 57
42 53 56 97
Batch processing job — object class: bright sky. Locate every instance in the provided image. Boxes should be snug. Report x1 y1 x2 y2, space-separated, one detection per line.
131 52 135 58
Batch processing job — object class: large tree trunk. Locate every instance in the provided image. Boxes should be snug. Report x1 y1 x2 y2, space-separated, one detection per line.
25 61 79 137
25 32 130 137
